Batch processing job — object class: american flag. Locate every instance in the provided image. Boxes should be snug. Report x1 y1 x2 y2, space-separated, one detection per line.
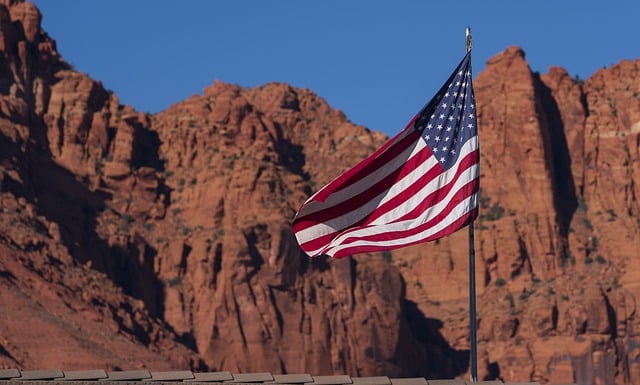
293 52 479 258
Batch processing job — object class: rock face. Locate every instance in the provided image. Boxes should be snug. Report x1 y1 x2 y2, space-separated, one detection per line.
391 46 640 384
0 0 459 378
147 81 448 376
1 1 640 384
0 0 203 371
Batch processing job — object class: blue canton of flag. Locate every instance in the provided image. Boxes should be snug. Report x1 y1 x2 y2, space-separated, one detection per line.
414 58 476 171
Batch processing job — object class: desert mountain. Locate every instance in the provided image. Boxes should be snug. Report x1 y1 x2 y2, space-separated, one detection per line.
0 0 459 378
1 1 640 384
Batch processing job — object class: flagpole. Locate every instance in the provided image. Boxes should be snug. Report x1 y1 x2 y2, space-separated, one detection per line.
465 26 478 383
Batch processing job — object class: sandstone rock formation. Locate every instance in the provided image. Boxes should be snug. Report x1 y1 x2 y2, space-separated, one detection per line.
0 0 202 371
0 0 460 378
390 47 640 384
1 1 640 384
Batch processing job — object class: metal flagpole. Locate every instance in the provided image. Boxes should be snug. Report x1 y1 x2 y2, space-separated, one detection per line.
465 26 478 383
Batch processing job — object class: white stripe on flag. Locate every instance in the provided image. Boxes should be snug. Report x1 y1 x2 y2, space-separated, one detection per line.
296 128 416 218
297 136 477 253
319 163 479 256
322 191 478 257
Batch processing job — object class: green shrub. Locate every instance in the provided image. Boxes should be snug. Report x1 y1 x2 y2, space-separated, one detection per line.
483 202 505 221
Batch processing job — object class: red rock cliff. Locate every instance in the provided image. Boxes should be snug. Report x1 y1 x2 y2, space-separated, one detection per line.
391 47 640 384
1 1 640 384
0 0 459 378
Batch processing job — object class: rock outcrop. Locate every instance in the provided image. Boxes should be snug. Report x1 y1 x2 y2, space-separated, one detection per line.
0 0 459 378
1 1 640 384
391 47 640 384
0 0 202 370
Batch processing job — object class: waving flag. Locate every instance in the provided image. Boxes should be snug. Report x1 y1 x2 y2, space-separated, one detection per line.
293 52 479 258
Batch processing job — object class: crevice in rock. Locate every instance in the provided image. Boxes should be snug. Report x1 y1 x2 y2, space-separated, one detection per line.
268 286 284 335
212 242 223 288
0 341 18 364
401 299 470 378
511 235 532 279
602 289 618 339
179 242 192 274
483 361 503 381
532 73 579 264
242 226 265 277
552 302 559 331
270 120 310 181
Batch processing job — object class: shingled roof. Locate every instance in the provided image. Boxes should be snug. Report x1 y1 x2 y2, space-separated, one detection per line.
0 369 572 385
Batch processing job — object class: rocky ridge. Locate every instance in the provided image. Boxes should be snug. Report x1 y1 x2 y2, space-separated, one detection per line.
392 47 640 384
1 1 640 384
0 0 459 378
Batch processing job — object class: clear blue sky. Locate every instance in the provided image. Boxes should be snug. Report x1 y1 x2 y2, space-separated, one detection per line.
34 1 638 137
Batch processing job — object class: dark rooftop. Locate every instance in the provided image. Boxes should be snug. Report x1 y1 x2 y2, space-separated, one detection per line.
0 369 572 385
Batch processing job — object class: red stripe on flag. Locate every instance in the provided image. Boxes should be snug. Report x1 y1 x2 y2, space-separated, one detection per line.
312 126 419 202
329 208 478 259
362 151 475 226
292 129 422 231
296 147 479 256
325 176 478 249
324 180 479 258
